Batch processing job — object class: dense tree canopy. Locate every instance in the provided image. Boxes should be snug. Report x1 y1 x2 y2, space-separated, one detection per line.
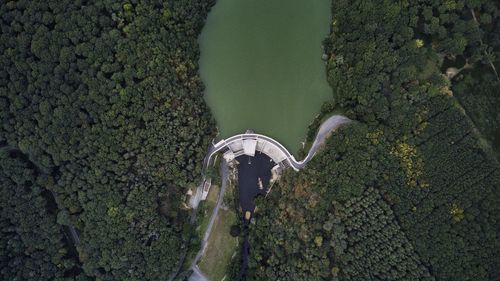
0 148 88 280
247 0 500 280
0 0 216 279
1 0 499 280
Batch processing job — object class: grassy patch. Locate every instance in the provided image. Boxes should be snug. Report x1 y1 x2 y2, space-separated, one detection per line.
206 184 219 204
222 179 236 208
198 208 239 281
179 184 222 273
196 185 220 238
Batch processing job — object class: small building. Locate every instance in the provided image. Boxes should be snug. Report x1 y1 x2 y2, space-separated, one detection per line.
201 178 212 201
223 150 235 162
243 138 257 156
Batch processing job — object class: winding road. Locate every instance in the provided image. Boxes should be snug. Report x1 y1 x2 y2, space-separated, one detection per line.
184 114 351 281
189 159 229 274
297 114 351 166
204 115 351 171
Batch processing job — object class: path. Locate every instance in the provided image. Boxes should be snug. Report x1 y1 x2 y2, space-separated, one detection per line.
192 115 350 209
184 114 351 281
298 115 351 166
188 159 229 281
205 115 351 171
470 8 500 82
188 265 209 281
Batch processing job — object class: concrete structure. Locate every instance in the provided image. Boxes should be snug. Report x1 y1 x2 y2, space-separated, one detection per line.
185 115 351 281
220 134 289 167
209 134 299 170
190 115 351 208
205 115 351 171
200 178 212 201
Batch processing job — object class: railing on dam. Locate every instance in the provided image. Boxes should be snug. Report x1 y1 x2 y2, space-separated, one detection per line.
204 115 351 171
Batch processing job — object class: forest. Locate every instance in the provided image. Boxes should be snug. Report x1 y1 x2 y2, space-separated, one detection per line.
247 0 499 280
0 0 216 280
1 0 499 280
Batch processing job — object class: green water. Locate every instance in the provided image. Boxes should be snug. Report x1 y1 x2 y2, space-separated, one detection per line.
199 0 332 154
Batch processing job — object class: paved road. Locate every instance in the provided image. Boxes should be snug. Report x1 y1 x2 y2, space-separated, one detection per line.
68 225 80 244
188 265 209 281
0 146 82 246
470 8 500 81
188 159 229 281
203 160 228 244
186 115 351 281
49 191 80 245
297 115 351 167
205 115 351 170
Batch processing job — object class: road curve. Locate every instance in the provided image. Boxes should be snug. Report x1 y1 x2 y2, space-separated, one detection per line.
205 115 351 170
298 114 351 167
185 115 351 281
188 159 229 281
188 265 209 281
192 160 229 267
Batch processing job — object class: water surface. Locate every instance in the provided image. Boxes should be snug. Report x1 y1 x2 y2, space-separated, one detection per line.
199 0 332 154
236 153 273 216
234 153 274 281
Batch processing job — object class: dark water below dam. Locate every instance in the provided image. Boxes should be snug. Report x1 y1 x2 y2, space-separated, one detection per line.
236 153 274 216
235 152 275 280
199 0 333 278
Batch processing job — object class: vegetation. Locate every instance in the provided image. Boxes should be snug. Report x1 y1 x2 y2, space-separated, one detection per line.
2 0 499 280
0 0 215 280
196 185 219 240
247 0 500 280
0 148 88 280
198 208 239 281
452 64 500 156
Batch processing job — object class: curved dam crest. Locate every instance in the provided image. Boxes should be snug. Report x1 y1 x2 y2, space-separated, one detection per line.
205 115 351 170
187 115 351 281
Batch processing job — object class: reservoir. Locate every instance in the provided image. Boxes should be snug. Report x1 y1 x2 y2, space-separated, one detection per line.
199 0 332 154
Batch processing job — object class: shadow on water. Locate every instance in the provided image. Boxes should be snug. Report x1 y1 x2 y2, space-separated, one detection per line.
234 152 275 280
236 153 274 216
